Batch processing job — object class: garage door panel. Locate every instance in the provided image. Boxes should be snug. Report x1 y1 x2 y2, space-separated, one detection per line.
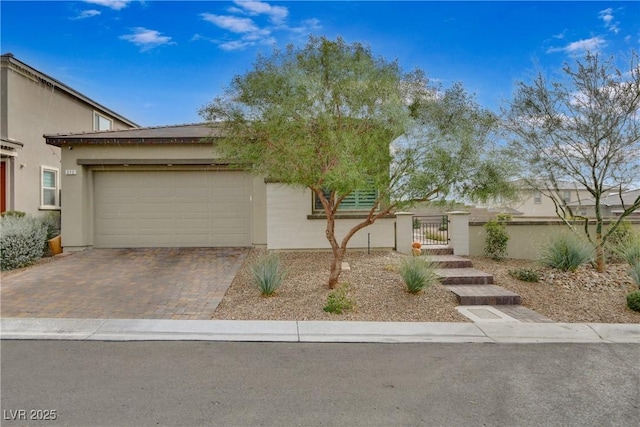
94 170 251 248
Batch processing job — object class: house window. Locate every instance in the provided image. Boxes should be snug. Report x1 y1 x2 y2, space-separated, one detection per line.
40 166 59 208
562 191 571 204
94 112 113 131
313 188 379 212
533 191 542 204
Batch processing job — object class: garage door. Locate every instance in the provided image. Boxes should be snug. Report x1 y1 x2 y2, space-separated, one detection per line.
94 170 251 248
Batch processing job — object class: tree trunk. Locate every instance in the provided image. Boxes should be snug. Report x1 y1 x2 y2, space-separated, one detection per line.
328 248 345 289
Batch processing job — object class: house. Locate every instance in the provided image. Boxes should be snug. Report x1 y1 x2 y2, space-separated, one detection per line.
503 179 593 218
567 188 640 218
45 124 397 251
0 53 138 215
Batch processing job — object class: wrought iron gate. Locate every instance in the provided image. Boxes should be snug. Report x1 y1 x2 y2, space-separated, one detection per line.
412 215 449 245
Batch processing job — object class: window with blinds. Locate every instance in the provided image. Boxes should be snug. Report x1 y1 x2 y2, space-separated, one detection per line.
313 187 378 212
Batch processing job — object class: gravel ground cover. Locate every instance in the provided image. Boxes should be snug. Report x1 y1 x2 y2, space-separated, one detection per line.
212 249 640 324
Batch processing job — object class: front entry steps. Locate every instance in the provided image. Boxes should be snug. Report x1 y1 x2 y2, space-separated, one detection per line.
424 246 522 306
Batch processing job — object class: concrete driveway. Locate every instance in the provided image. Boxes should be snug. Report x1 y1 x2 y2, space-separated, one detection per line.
1 248 249 320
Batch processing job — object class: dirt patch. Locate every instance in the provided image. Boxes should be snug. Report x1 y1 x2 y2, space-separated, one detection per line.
213 250 640 323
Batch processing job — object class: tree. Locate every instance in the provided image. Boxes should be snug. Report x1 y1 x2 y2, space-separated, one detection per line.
201 36 516 288
503 51 640 272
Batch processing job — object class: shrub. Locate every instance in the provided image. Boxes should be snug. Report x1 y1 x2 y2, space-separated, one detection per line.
250 252 287 296
0 215 47 271
399 256 439 294
626 290 640 312
323 284 353 314
615 235 640 267
629 262 640 287
484 218 509 260
508 268 540 282
540 233 594 272
605 221 636 262
0 210 26 218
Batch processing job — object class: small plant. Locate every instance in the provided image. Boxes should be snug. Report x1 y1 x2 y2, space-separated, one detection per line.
629 262 640 287
399 256 438 294
626 290 640 312
0 210 26 218
484 218 509 260
540 233 594 272
323 284 353 314
508 268 540 282
250 252 287 296
605 221 636 262
412 217 421 229
424 231 447 242
615 235 640 267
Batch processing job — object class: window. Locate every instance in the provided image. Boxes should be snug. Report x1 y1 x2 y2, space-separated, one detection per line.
562 190 571 204
40 166 59 208
533 191 542 204
94 112 113 131
313 188 379 212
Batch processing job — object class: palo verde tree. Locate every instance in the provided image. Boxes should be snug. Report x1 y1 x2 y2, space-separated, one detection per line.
201 36 516 288
502 51 640 272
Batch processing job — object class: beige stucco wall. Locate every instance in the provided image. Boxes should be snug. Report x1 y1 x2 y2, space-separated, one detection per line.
512 188 593 217
266 183 395 250
1 59 134 216
469 220 640 260
59 143 267 250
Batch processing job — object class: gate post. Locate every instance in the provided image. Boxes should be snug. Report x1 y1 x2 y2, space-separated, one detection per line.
395 212 414 255
447 211 470 256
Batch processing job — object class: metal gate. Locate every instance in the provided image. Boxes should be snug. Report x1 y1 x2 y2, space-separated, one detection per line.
412 215 449 245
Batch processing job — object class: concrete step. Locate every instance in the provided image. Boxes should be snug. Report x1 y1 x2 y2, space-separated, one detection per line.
445 285 522 305
428 255 473 269
436 268 494 285
422 246 453 255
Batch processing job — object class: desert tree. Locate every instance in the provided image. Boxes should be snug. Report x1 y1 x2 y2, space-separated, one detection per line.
503 51 640 272
201 36 516 288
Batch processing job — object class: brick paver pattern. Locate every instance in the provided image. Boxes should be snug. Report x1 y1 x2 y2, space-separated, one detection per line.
1 248 248 320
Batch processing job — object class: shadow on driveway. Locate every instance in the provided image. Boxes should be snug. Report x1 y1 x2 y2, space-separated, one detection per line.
1 248 249 319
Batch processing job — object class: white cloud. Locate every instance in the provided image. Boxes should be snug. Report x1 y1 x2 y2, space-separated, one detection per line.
71 9 101 20
83 0 132 10
120 27 175 51
599 8 620 34
547 37 607 55
200 13 259 33
199 1 320 51
232 0 288 25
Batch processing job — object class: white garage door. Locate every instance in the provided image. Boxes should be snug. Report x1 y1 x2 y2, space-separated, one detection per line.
94 170 251 248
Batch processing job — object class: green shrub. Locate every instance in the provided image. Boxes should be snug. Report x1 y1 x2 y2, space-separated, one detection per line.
424 231 447 242
399 256 438 294
250 252 287 296
629 262 640 287
0 215 47 271
508 268 540 282
0 210 26 218
615 236 640 267
323 284 353 314
626 290 640 312
606 221 639 263
484 218 509 260
540 233 594 272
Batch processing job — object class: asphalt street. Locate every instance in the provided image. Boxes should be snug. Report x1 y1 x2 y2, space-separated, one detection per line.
1 341 638 427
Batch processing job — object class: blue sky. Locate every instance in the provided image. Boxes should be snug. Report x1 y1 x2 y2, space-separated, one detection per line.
2 1 639 127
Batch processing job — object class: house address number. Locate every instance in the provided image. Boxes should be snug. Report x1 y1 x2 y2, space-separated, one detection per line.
65 169 77 175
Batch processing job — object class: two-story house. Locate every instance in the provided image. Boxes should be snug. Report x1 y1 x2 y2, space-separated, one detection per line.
0 53 137 215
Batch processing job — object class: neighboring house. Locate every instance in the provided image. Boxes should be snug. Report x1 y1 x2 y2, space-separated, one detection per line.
0 53 137 215
505 179 593 218
45 124 396 251
567 188 640 218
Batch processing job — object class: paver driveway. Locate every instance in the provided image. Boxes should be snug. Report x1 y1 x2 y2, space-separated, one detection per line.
1 248 249 319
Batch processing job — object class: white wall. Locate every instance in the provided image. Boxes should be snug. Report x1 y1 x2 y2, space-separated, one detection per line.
266 183 396 250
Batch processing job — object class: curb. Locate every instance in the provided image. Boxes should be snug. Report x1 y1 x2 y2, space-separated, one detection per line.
1 318 639 344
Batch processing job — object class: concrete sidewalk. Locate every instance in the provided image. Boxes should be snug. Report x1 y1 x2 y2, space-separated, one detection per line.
1 318 638 343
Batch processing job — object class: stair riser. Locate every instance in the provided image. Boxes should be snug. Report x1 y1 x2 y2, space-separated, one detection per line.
456 295 522 305
422 248 454 255
440 277 494 285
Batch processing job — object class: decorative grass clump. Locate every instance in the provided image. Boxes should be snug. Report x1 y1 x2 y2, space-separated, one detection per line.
616 237 640 267
540 233 595 272
626 290 640 312
629 263 640 287
399 256 439 294
250 252 287 296
323 284 354 314
508 268 540 283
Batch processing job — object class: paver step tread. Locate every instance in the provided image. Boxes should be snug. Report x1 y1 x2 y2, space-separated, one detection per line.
436 268 494 285
427 255 473 268
446 285 521 305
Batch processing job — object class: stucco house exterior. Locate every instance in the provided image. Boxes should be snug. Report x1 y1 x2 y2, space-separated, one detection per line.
567 188 640 218
506 179 593 218
0 53 137 215
45 124 397 251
